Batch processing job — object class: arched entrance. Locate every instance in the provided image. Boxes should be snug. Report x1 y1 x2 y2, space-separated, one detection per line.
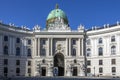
54 53 64 76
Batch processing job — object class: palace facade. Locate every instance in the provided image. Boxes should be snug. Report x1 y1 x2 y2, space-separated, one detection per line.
0 5 120 77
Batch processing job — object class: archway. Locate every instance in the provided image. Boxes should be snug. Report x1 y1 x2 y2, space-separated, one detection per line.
54 53 64 76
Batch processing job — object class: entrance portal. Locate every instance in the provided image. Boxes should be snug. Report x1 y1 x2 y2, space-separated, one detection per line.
54 53 64 76
41 67 46 76
72 67 77 76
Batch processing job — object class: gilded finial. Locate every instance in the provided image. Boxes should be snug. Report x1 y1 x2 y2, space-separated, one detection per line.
55 4 59 9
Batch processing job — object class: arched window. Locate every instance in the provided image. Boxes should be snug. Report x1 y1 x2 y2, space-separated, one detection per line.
111 36 115 42
16 38 20 43
86 48 91 56
98 47 103 56
27 48 31 57
111 46 116 55
72 48 76 56
86 39 91 45
16 47 20 56
4 46 8 55
98 38 102 44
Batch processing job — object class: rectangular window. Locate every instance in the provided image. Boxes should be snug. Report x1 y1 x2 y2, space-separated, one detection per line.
4 59 8 65
71 48 76 56
87 60 91 66
4 36 8 41
4 67 8 73
72 39 76 45
16 60 20 66
99 60 103 65
111 59 116 65
99 67 103 73
28 68 31 73
87 68 91 73
16 68 20 73
28 39 31 45
112 67 116 73
42 40 46 45
28 61 31 66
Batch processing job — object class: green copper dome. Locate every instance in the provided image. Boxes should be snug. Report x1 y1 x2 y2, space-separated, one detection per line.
47 8 68 21
46 4 68 27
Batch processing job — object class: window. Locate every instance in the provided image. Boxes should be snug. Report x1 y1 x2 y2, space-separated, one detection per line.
4 36 8 41
4 59 8 65
16 60 20 66
27 48 31 57
28 61 31 66
28 68 31 73
4 46 8 55
111 36 115 42
72 39 76 45
28 39 31 45
71 48 76 56
16 47 20 56
16 38 20 43
4 67 8 76
86 39 90 45
16 68 20 76
111 46 116 55
87 68 91 73
111 59 116 65
98 47 103 56
40 48 46 56
4 67 8 73
87 60 91 66
99 67 103 73
86 48 91 57
98 38 102 44
99 60 103 65
112 67 116 73
42 40 46 45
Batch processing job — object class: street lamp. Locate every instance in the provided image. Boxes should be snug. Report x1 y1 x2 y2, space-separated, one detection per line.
38 63 41 76
93 66 95 77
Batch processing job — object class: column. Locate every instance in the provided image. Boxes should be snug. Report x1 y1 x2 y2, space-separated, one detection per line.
81 38 84 56
21 38 24 56
69 38 71 56
24 38 27 56
13 37 15 55
34 38 37 56
47 38 50 57
66 38 68 56
51 38 53 56
38 38 40 56
77 38 80 56
0 35 2 55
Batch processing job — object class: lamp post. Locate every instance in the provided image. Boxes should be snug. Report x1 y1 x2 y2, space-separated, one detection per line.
93 66 95 77
38 63 41 76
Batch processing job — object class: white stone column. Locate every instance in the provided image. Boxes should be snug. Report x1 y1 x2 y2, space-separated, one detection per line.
24 38 27 56
21 38 24 56
78 38 80 56
51 38 53 56
47 38 50 57
9 36 12 55
13 37 15 55
69 38 71 56
66 38 68 56
34 38 37 56
80 38 83 56
38 38 40 56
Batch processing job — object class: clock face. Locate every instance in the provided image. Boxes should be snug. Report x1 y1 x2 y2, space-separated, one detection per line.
57 44 61 50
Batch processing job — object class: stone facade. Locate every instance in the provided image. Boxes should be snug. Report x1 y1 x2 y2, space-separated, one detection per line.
0 5 120 77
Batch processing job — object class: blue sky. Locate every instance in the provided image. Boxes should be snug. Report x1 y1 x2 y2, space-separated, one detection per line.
0 0 120 30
